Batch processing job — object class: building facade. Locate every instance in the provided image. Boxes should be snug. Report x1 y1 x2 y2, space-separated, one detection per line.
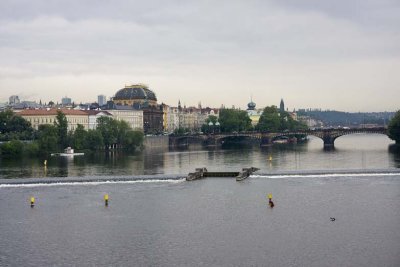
165 102 219 133
85 110 113 130
19 109 89 131
62 97 72 106
9 95 20 105
104 105 144 131
98 95 107 106
246 99 263 126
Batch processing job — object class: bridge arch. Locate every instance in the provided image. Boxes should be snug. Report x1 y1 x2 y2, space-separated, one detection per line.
169 135 206 147
305 128 387 147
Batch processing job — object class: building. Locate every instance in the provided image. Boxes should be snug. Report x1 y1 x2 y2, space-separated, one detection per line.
297 115 323 128
84 110 113 130
9 95 20 105
0 102 7 111
12 101 42 111
111 84 163 134
104 104 144 131
246 99 263 126
18 109 89 131
62 96 72 106
143 105 164 134
98 95 107 106
113 84 157 107
165 102 219 133
279 99 285 113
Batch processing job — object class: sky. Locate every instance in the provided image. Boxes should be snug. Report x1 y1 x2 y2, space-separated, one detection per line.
0 0 399 112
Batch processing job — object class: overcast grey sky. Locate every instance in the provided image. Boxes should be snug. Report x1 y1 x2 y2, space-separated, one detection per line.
0 0 399 111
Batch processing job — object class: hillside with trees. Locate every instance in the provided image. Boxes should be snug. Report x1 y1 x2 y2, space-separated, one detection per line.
297 109 394 127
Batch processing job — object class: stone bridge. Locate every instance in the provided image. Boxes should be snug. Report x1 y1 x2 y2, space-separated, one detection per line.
169 127 388 148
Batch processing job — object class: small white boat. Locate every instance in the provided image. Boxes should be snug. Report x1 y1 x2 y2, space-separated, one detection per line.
51 147 84 157
273 139 288 144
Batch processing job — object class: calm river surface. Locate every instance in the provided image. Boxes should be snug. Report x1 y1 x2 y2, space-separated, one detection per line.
1 134 400 266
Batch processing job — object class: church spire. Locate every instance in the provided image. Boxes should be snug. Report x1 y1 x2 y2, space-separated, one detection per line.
280 99 285 113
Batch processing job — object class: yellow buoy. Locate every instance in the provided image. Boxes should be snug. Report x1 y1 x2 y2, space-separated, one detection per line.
104 194 109 206
268 193 272 200
30 197 35 207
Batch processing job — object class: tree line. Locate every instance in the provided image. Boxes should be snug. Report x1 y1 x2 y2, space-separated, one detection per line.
174 106 400 145
198 106 307 134
296 109 394 127
0 110 144 157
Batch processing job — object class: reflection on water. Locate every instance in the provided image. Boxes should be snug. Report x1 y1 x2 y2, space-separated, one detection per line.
0 134 398 179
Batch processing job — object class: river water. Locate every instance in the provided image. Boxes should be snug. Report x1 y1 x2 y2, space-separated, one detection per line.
0 134 399 266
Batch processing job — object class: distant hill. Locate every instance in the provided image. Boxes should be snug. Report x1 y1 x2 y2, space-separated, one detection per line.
297 109 395 127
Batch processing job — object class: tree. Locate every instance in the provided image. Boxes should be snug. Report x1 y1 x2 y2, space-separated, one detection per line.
72 124 87 150
256 106 280 132
122 130 144 151
218 109 252 133
173 127 188 135
96 116 119 149
279 111 308 131
0 140 24 157
205 115 218 125
0 109 34 141
54 111 68 148
85 129 104 150
388 110 400 144
37 124 58 153
116 120 131 146
0 109 14 134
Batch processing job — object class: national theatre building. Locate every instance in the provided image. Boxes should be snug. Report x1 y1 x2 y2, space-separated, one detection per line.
111 84 163 134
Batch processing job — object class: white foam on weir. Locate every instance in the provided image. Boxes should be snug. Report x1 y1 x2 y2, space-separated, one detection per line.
251 172 400 179
0 178 186 188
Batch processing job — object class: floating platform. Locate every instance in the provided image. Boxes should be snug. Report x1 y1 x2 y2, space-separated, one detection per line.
186 167 259 181
203 172 239 177
51 147 84 157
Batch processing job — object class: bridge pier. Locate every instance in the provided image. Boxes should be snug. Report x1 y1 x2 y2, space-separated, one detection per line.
205 136 219 147
323 134 335 148
260 134 273 147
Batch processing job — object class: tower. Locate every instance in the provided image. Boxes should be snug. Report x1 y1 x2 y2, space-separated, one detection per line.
247 96 256 111
280 99 285 113
178 100 182 112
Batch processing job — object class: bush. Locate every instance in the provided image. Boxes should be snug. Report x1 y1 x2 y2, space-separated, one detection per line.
0 140 24 157
25 142 40 156
388 110 400 144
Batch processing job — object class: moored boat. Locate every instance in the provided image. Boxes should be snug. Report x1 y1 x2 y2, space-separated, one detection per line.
51 147 84 157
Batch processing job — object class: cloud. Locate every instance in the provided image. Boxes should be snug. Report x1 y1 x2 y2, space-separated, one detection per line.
0 0 399 111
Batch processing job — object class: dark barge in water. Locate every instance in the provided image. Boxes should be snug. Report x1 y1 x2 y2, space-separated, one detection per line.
186 167 259 181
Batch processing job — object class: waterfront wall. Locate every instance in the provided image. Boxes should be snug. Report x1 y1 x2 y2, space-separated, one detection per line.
144 136 169 148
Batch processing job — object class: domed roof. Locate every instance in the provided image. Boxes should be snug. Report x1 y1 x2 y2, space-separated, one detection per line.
247 101 256 110
114 84 157 101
